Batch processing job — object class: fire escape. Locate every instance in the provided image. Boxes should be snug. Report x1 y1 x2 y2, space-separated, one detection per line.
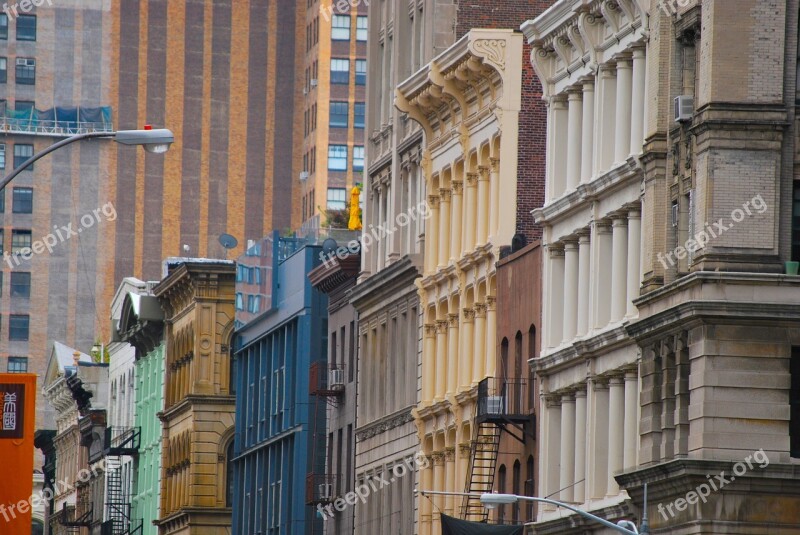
461 377 535 522
306 361 343 513
101 427 143 535
57 495 93 535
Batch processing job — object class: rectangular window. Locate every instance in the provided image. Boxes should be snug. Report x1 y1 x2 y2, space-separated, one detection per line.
330 58 349 84
9 315 29 341
15 58 35 85
11 230 31 254
332 14 350 40
16 15 36 41
328 145 347 171
12 187 32 213
0 14 7 39
792 346 800 457
0 57 6 83
354 102 365 129
0 144 4 169
329 101 349 128
7 356 26 373
13 144 33 171
355 59 366 86
327 188 346 210
348 320 355 382
356 16 368 41
353 145 365 172
10 272 30 298
235 292 244 311
15 100 33 113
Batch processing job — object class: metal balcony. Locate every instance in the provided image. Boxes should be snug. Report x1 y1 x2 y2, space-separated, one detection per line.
59 498 92 528
104 427 141 456
309 361 345 397
306 473 341 505
476 377 533 425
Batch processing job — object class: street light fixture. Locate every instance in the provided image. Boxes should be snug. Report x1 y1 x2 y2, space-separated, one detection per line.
0 127 174 191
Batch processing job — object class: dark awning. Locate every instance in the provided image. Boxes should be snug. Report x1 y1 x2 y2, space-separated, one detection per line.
441 515 524 535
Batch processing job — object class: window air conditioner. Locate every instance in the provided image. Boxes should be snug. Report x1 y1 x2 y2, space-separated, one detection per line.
329 368 344 390
674 95 694 123
310 79 318 87
318 483 333 500
16 58 35 67
485 395 506 415
299 171 309 181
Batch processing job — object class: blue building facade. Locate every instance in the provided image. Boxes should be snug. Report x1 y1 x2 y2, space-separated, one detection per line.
231 232 328 535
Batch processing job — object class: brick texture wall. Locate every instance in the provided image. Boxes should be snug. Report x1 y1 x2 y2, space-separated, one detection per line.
456 1 553 242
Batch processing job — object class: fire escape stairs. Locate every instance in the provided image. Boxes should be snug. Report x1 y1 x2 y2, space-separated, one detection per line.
460 422 502 522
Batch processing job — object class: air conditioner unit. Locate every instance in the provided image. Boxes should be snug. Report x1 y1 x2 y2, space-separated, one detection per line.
318 483 333 500
299 171 309 181
671 202 679 227
16 58 35 67
303 87 308 95
485 395 506 415
674 95 694 123
329 368 344 390
310 78 318 87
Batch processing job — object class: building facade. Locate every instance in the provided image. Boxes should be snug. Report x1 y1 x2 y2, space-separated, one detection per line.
231 237 328 535
308 246 360 535
301 0 367 228
153 259 236 535
522 0 650 529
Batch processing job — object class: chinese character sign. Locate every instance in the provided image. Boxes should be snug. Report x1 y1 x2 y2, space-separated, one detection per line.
0 385 24 439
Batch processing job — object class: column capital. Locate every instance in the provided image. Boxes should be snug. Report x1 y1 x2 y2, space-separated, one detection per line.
624 368 639 381
489 157 500 172
452 180 464 195
439 188 452 202
574 386 588 399
594 219 613 233
580 77 595 91
478 165 490 181
444 447 456 462
560 391 576 403
486 296 496 311
424 323 437 338
563 237 579 250
459 443 472 458
431 452 446 466
544 393 562 408
548 245 566 258
551 94 569 107
608 375 625 387
462 307 475 322
577 229 591 242
631 46 646 58
466 172 479 187
627 207 642 220
447 313 460 328
567 88 583 100
436 319 449 334
611 212 629 225
428 195 440 208
474 303 487 318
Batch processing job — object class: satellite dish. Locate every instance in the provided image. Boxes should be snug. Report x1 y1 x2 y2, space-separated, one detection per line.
219 233 239 250
322 238 338 257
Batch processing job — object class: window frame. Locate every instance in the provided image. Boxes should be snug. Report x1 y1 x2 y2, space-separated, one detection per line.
0 14 7 39
353 145 365 172
10 272 30 298
9 314 29 341
355 59 366 86
7 356 27 373
354 102 365 129
326 188 347 210
330 58 350 85
331 14 350 40
0 57 6 84
11 229 32 254
15 58 35 85
13 144 34 171
356 16 368 41
329 101 349 129
328 145 348 171
12 187 32 214
16 15 36 41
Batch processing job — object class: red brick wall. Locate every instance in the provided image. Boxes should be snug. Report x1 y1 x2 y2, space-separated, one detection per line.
456 1 553 242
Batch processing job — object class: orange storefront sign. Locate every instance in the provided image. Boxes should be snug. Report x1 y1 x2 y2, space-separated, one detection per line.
0 374 36 535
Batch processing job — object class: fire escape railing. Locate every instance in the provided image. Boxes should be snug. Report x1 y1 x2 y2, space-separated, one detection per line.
305 473 341 505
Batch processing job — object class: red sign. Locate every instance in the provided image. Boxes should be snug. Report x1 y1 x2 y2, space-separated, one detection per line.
0 383 24 439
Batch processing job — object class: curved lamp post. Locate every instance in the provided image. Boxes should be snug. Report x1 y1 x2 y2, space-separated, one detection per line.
0 128 174 191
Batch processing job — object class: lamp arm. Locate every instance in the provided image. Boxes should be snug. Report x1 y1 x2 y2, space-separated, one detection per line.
0 131 115 191
517 496 638 535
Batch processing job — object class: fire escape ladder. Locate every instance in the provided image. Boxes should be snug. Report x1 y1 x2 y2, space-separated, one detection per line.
460 422 501 522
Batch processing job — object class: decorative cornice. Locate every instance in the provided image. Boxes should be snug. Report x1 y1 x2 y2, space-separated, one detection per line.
356 407 415 441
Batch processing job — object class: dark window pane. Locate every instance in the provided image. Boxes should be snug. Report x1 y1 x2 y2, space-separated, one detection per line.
16 15 36 41
329 102 348 128
13 144 33 170
7 356 27 373
12 187 32 213
10 272 30 298
9 315 29 340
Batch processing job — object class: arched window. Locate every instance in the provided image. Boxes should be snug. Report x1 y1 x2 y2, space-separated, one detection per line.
497 464 507 523
226 440 235 507
500 338 509 381
514 331 523 380
528 325 536 407
229 346 237 395
526 455 535 520
512 460 521 523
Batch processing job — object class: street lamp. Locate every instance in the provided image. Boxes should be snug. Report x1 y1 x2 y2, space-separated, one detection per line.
479 493 647 535
0 127 174 191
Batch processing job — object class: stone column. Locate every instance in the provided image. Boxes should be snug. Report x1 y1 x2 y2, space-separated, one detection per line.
377 185 386 270
562 239 579 343
574 387 587 503
580 80 595 184
426 195 440 275
489 157 500 237
624 370 638 469
450 181 463 261
607 376 625 496
566 90 583 191
543 396 562 506
447 314 459 395
576 231 591 337
593 222 613 329
547 247 565 348
610 216 628 323
420 456 433 535
438 188 451 268
626 209 641 318
435 320 448 401
550 97 569 200
588 379 609 499
423 324 437 403
630 47 646 155
458 443 471 505
597 65 617 173
464 173 478 252
485 296 497 378
559 393 576 503
432 452 445 532
473 303 487 383
477 165 490 246
460 308 475 388
444 447 456 516
614 58 633 164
